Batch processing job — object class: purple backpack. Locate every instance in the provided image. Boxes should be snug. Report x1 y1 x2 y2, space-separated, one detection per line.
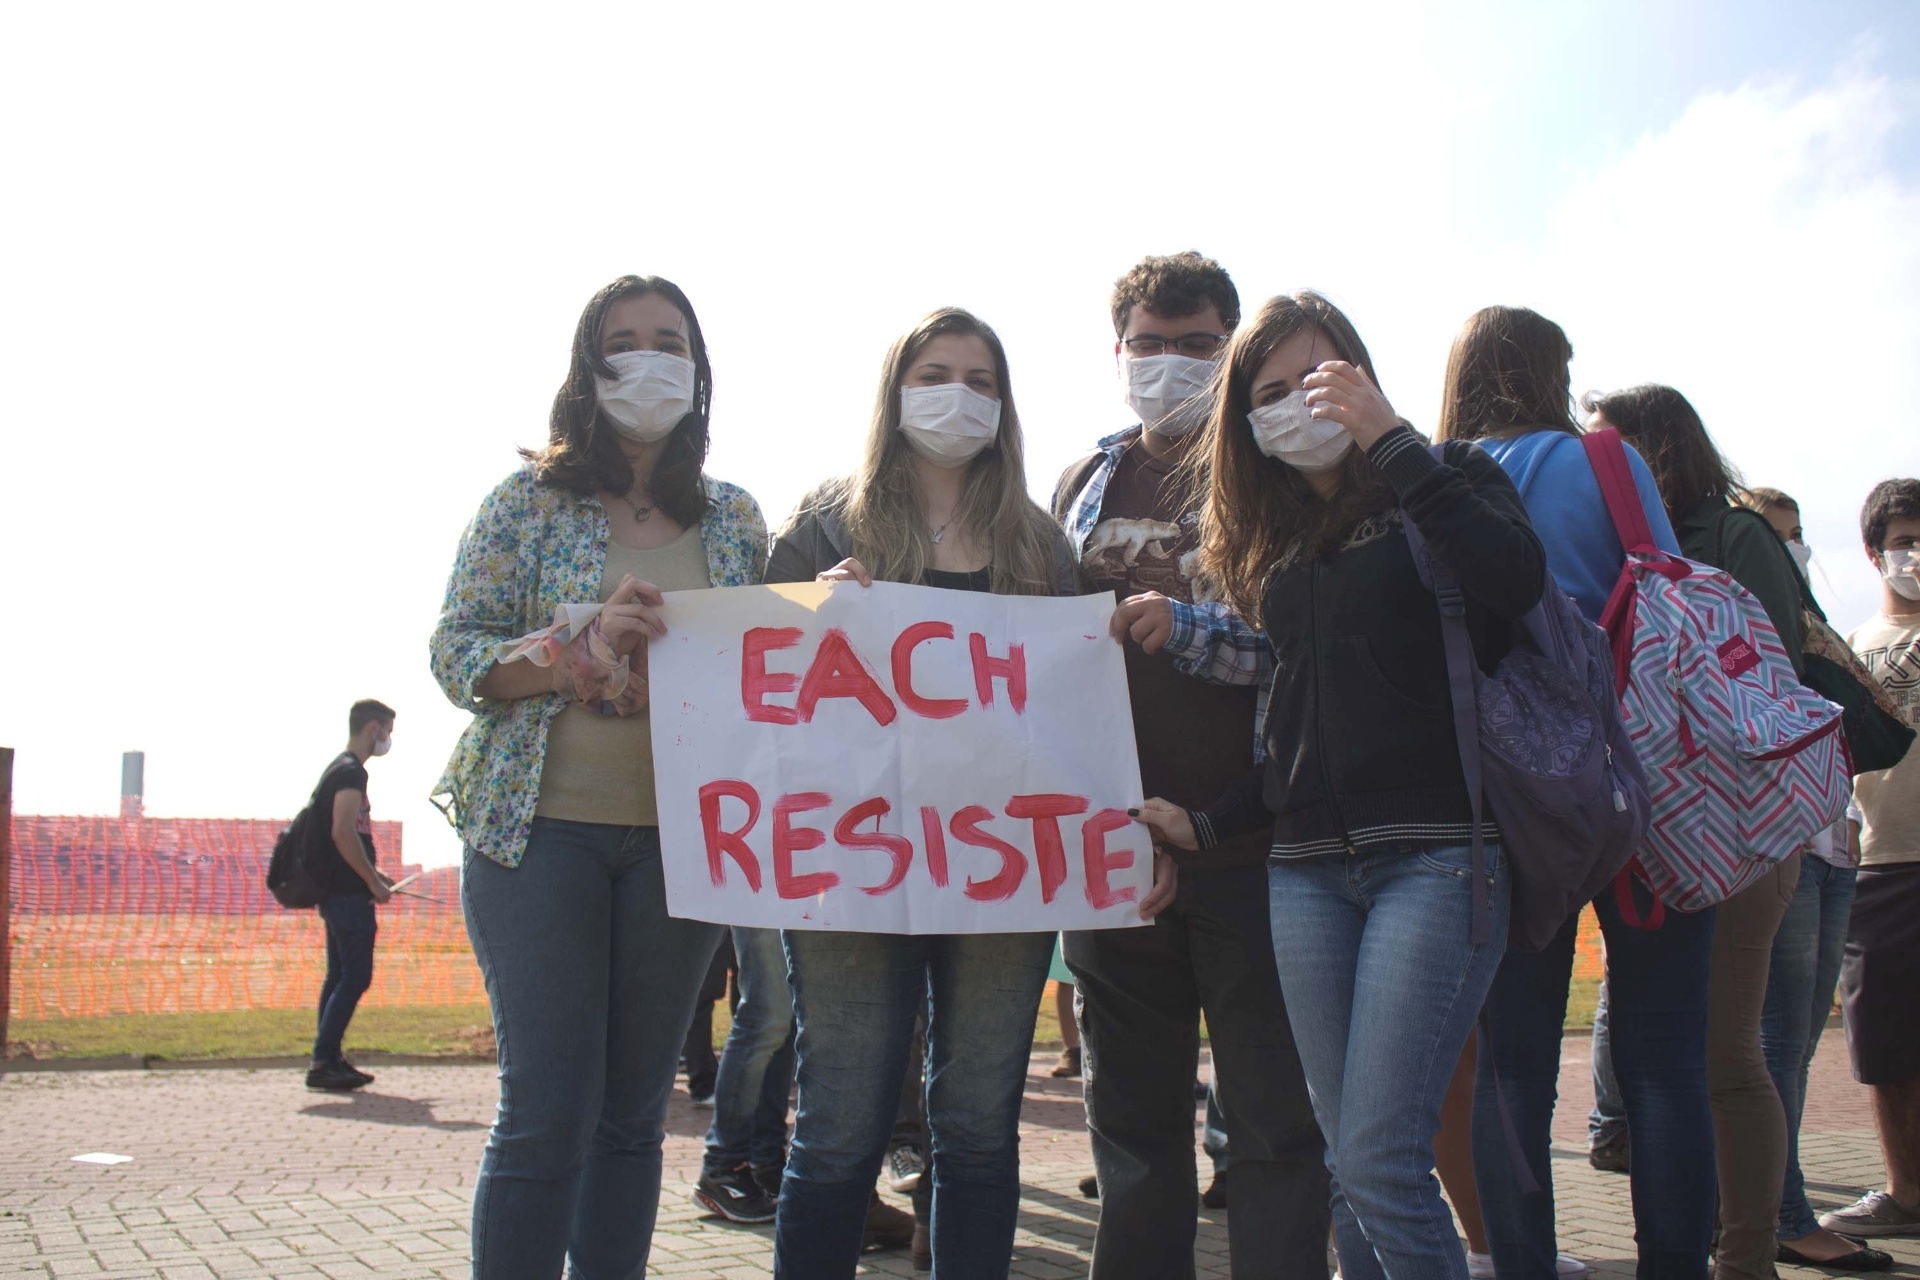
1402 443 1652 951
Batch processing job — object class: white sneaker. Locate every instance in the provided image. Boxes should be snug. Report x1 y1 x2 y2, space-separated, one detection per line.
1467 1251 1590 1280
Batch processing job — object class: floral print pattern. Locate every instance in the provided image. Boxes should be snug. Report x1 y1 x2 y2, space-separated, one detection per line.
429 467 768 867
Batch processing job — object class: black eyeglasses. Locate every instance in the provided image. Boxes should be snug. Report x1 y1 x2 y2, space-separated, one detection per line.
1121 333 1229 359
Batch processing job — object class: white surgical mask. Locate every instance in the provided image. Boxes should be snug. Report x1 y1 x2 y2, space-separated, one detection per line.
1883 547 1920 602
1247 391 1353 473
371 734 392 757
898 383 1001 468
1786 539 1813 573
1122 354 1215 438
595 350 696 443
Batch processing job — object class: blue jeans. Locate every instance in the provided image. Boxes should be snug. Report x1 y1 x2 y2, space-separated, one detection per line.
702 925 797 1178
1589 979 1627 1146
1475 886 1717 1280
773 929 1053 1279
1268 844 1509 1280
314 892 377 1064
463 819 723 1280
1760 856 1857 1240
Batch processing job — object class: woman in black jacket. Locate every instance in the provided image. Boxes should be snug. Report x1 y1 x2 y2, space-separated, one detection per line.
1137 291 1545 1280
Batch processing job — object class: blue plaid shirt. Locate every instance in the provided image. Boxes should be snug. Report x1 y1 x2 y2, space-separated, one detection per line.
1056 426 1276 762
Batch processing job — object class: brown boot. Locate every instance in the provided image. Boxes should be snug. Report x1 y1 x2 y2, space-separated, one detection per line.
912 1216 931 1270
863 1191 914 1250
1050 1045 1082 1078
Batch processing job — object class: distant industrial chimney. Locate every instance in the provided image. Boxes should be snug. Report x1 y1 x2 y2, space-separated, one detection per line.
120 751 145 821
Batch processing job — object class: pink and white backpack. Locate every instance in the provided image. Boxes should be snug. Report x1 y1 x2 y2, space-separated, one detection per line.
1583 430 1849 919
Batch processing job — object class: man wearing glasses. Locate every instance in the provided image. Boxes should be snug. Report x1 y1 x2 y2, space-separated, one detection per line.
1052 253 1329 1278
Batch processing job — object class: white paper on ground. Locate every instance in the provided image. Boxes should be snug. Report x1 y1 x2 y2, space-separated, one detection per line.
71 1152 134 1165
647 580 1153 934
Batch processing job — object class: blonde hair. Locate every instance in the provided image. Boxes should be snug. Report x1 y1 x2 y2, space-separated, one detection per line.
842 308 1061 595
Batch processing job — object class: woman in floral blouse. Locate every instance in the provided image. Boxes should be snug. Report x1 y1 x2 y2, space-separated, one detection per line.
429 274 767 1279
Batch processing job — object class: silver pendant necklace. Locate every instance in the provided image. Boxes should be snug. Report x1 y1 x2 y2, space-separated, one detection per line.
929 515 955 545
614 489 654 523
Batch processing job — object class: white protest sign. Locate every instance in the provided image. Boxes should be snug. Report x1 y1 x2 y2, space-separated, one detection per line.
647 580 1153 933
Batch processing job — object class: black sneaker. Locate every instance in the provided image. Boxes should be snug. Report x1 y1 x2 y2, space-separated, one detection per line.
1201 1175 1228 1209
337 1059 375 1087
693 1165 778 1224
1079 1173 1100 1199
886 1144 924 1194
752 1163 783 1199
305 1060 371 1092
1588 1129 1630 1174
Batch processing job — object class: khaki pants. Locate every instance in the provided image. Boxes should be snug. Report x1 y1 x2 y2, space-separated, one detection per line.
1708 850 1802 1279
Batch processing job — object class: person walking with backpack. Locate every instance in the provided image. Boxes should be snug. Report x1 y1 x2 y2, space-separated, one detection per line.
1587 383 1817 1280
1134 291 1546 1280
306 698 396 1093
430 274 768 1279
1434 310 1709 1280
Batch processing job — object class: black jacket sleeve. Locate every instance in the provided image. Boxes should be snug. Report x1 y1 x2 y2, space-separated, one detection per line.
1192 766 1271 850
1714 507 1808 677
1368 428 1546 621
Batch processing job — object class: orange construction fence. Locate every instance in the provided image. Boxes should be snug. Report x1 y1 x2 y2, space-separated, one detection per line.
7 813 1608 1024
7 815 481 1020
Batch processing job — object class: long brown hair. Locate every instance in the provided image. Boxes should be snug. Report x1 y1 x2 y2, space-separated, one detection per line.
1436 306 1578 443
1193 291 1396 623
1584 383 1740 525
522 274 712 528
840 308 1061 595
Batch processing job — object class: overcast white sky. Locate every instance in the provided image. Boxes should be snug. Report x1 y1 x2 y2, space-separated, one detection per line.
5 0 1918 867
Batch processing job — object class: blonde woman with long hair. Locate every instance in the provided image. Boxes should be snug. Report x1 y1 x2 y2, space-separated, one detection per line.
765 307 1175 1278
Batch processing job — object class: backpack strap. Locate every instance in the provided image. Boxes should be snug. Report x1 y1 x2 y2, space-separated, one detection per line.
1399 442 1491 947
1580 428 1659 554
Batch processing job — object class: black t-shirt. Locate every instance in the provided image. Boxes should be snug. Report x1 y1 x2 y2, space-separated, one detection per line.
311 753 377 897
922 567 993 593
1079 439 1266 871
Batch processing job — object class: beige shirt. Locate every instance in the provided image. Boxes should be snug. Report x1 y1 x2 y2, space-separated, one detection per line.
534 527 711 826
1849 611 1920 867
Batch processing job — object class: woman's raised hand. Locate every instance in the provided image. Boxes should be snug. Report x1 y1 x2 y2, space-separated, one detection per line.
597 575 667 655
1302 360 1399 451
818 557 874 587
1131 797 1198 850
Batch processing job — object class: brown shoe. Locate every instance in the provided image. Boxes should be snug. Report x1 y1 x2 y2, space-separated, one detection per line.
1051 1045 1083 1078
863 1191 914 1250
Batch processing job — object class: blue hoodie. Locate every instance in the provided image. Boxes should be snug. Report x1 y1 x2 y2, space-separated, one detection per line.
1476 430 1680 624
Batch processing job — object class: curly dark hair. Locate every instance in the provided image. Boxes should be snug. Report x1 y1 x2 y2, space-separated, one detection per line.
522 275 712 529
1110 251 1240 337
1860 478 1920 552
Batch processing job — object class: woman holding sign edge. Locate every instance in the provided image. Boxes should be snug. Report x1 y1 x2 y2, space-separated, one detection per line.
429 275 768 1279
1135 292 1545 1280
765 306 1178 1278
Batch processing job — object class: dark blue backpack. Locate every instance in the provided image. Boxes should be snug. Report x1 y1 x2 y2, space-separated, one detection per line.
1403 443 1652 952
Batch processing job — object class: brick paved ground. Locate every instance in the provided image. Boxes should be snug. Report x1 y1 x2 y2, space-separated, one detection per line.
2 1035 1914 1278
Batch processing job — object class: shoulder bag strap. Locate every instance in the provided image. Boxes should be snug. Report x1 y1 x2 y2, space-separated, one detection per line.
1400 448 1491 947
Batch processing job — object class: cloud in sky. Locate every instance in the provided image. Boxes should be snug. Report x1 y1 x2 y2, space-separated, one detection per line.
1 7 1914 866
